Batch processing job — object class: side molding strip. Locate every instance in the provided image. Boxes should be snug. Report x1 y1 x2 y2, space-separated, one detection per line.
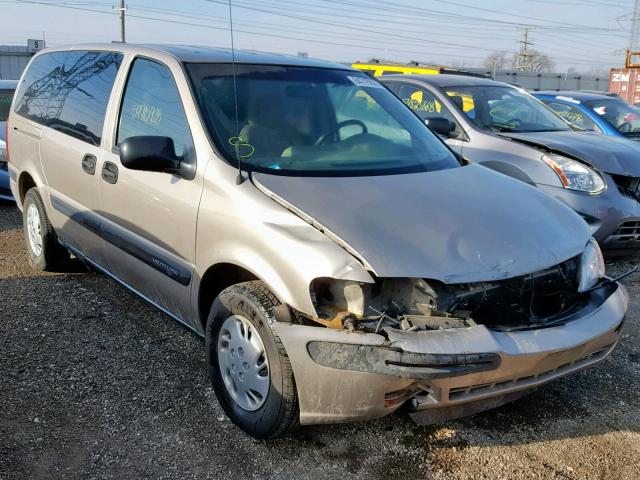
51 195 192 286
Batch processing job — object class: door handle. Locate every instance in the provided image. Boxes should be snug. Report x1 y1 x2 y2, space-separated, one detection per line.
101 161 119 184
81 154 97 175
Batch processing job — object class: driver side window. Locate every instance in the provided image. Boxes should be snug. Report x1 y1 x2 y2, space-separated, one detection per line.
117 58 194 162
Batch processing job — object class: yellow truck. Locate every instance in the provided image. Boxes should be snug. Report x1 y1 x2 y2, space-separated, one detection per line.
352 62 478 112
351 62 441 77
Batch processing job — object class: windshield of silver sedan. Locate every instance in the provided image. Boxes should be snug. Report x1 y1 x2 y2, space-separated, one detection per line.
445 85 572 133
186 63 461 176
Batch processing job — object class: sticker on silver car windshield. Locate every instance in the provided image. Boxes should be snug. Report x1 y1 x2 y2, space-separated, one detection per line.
347 76 384 89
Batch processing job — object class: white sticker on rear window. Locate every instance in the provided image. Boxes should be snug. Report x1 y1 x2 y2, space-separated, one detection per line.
556 96 581 104
347 76 384 88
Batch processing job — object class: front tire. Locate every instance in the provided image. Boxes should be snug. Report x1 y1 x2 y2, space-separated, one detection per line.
206 281 299 439
22 188 69 271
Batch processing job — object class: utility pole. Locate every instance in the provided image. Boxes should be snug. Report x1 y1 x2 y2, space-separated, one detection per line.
516 27 534 70
631 0 640 51
119 0 126 43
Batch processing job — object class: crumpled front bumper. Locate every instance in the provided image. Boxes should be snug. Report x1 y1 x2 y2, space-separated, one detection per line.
273 282 628 425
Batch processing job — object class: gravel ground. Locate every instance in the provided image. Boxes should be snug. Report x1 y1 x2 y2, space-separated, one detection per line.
1 201 639 480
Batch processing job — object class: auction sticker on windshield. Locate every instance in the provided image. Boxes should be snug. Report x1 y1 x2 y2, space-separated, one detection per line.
347 76 384 88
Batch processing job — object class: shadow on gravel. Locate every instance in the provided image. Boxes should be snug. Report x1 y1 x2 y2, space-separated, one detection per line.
0 202 20 232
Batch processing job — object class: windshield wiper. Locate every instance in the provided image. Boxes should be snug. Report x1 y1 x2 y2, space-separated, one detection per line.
487 125 514 133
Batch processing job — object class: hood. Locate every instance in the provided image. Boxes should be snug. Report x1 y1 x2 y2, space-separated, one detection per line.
253 164 590 283
501 130 640 177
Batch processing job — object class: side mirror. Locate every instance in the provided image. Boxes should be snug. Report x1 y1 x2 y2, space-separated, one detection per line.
425 117 456 137
120 136 191 178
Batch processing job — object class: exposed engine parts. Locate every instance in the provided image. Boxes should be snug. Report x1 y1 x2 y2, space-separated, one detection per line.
310 255 585 332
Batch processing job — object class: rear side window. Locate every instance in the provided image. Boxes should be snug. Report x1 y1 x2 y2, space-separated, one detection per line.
13 50 123 146
544 101 599 132
116 58 194 161
0 89 14 121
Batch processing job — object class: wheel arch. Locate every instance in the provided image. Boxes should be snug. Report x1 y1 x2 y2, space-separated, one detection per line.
18 171 37 205
197 262 259 331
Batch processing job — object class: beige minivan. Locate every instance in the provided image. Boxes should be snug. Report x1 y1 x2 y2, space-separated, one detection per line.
6 44 627 438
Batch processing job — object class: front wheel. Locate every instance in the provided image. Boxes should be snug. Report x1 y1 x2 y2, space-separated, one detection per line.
206 281 299 439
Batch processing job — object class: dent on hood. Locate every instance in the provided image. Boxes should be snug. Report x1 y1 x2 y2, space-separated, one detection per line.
253 165 589 284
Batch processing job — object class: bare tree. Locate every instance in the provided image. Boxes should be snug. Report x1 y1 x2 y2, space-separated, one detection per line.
448 59 473 70
511 49 554 72
483 50 509 72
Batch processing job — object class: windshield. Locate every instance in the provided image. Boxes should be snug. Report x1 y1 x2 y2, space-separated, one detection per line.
186 64 460 176
585 98 640 135
444 85 571 133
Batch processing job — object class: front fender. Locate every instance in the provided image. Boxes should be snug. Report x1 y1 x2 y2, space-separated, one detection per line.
194 166 373 317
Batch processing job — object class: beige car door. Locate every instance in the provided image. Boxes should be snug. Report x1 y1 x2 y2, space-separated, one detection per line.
99 57 202 323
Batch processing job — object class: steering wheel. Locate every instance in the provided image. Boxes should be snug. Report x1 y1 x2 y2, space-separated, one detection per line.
507 118 522 127
315 119 368 146
618 121 633 133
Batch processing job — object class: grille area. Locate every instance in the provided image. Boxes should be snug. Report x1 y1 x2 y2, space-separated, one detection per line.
612 221 640 242
613 174 640 202
434 255 582 329
448 344 613 402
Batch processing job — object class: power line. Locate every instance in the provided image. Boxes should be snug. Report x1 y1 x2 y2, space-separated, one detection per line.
118 0 125 43
515 27 534 70
5 0 627 68
631 0 640 50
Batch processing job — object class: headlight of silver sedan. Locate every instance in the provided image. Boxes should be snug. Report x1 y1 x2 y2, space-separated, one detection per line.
578 238 605 292
542 154 606 194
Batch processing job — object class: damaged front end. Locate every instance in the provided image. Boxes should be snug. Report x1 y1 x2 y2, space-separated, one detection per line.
272 252 627 425
310 254 584 334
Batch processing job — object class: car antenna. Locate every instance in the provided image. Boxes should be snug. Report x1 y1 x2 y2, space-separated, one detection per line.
228 0 244 185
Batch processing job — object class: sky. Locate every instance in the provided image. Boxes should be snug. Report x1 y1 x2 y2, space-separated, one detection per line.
0 0 636 73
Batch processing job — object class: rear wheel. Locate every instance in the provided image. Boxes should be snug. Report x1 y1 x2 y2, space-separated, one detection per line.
22 188 69 271
206 281 299 439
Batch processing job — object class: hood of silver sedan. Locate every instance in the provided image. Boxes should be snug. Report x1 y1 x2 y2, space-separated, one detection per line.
253 164 590 283
502 130 640 177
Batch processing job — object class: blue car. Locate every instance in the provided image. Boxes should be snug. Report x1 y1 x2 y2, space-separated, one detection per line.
0 80 18 201
533 90 640 141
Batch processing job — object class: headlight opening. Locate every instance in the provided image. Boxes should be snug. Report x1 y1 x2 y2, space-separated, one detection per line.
578 238 606 292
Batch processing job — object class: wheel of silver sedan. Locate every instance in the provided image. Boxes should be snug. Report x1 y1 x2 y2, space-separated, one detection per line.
217 314 270 411
26 203 43 257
